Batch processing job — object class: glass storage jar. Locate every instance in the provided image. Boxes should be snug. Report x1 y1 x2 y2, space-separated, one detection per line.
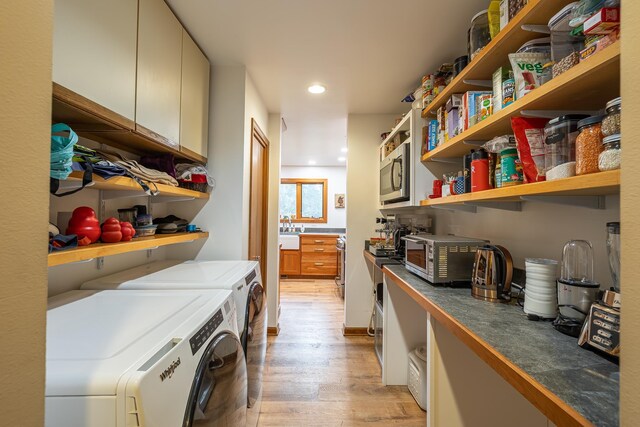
576 116 604 175
602 97 621 137
599 134 621 171
469 10 491 60
544 115 588 180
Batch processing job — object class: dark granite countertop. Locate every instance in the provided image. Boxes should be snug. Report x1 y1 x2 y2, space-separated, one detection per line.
362 249 402 269
383 264 619 427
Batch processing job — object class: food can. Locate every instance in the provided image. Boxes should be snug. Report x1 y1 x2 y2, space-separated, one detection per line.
501 148 523 186
502 78 515 107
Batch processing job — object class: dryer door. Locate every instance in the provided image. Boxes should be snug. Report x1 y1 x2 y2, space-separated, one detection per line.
245 281 267 408
183 332 247 427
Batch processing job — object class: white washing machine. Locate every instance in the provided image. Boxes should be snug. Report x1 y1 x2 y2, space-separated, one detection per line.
82 260 267 408
46 289 247 427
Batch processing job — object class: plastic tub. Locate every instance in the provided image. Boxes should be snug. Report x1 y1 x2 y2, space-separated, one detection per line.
134 224 157 237
469 10 491 60
543 115 588 180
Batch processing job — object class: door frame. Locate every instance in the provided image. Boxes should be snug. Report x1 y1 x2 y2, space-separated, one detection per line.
248 118 270 293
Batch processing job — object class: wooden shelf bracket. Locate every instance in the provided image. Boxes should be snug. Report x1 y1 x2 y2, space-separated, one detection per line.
520 195 606 209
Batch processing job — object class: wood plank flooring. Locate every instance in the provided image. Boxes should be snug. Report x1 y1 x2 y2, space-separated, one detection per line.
258 279 426 426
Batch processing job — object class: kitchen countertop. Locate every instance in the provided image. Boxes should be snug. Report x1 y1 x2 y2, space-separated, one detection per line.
280 228 345 235
383 264 619 427
363 249 402 269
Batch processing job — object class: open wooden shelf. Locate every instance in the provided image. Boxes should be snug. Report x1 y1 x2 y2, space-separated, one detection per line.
421 0 577 118
420 170 619 207
421 41 620 162
63 172 210 200
52 83 207 164
48 232 209 267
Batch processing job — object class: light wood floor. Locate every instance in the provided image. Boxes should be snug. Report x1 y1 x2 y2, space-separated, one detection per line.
257 279 426 426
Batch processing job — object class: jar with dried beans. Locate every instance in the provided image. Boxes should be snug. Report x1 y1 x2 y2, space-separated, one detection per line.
576 116 604 175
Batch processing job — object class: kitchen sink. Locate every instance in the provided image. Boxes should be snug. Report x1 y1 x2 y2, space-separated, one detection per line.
279 234 300 250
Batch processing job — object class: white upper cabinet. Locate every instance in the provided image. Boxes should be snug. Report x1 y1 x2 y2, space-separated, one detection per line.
136 0 182 149
53 0 138 121
180 30 211 160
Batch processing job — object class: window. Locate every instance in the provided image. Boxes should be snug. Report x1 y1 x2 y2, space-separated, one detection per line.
280 178 328 223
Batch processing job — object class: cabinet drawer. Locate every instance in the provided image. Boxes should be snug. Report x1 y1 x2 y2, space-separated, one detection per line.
300 253 337 264
300 235 338 246
301 244 337 254
300 261 338 276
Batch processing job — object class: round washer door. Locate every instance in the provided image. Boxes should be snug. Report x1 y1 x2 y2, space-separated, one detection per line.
183 332 247 427
245 281 267 408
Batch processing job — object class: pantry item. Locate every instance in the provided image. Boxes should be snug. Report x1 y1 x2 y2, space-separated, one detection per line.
135 213 153 227
583 7 620 35
469 10 491 60
117 208 137 224
134 224 158 237
472 245 513 303
546 162 576 181
492 67 512 113
484 135 516 153
427 119 438 151
471 149 491 192
488 0 501 39
578 222 621 358
120 221 135 241
554 240 600 337
511 117 549 182
524 258 559 319
462 91 492 130
517 37 551 55
602 97 621 136
599 134 621 171
101 218 123 243
477 93 493 122
499 0 509 30
463 151 474 193
488 152 498 189
576 116 604 175
509 0 527 21
66 206 101 244
453 56 469 77
570 0 607 27
502 75 515 107
495 161 502 188
549 2 584 77
509 51 551 99
500 148 523 186
543 115 588 180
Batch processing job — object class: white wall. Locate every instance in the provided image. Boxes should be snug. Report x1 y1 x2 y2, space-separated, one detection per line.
1 0 51 423
345 114 398 327
280 165 347 229
267 114 283 329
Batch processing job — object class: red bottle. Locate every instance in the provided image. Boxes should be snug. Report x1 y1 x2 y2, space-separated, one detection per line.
471 149 491 192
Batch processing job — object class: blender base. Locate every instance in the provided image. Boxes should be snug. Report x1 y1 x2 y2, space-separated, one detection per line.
552 313 584 338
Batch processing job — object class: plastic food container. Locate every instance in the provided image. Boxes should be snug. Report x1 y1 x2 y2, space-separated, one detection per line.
549 2 584 77
117 208 137 224
469 10 491 60
602 97 621 136
134 224 157 237
517 37 551 54
576 116 604 175
543 115 588 180
135 214 153 227
599 134 621 171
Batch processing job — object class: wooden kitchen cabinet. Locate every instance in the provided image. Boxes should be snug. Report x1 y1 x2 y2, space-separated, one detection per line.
136 0 183 149
180 30 210 161
53 0 138 121
280 250 301 276
300 235 338 277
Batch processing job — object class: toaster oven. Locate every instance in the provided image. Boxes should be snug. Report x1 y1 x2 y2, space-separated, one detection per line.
402 235 488 284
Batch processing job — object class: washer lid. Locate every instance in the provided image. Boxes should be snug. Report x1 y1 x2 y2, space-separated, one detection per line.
46 289 231 397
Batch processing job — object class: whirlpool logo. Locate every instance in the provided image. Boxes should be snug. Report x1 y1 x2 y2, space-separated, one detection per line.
159 357 181 382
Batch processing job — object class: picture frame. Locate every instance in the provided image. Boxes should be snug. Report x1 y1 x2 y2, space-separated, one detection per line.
334 193 345 208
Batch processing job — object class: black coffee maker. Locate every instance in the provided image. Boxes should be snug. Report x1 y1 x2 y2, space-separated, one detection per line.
393 226 410 256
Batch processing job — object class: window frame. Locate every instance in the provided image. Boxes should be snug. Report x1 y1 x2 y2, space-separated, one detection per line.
279 178 328 223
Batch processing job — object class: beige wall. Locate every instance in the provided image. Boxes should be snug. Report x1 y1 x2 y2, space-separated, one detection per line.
267 114 283 329
621 0 639 424
0 0 52 424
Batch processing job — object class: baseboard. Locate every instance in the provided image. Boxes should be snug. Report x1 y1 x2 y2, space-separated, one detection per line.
342 324 370 336
267 325 280 336
281 275 337 280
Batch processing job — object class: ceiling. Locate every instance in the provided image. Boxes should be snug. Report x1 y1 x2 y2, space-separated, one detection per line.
167 0 487 166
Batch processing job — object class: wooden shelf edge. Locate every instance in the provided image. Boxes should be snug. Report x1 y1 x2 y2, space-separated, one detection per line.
383 267 593 427
421 0 569 118
64 172 210 200
48 232 209 267
420 171 620 206
421 41 621 162
380 111 411 147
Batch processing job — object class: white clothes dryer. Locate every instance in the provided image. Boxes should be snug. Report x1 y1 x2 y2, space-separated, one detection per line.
82 260 267 408
46 289 247 427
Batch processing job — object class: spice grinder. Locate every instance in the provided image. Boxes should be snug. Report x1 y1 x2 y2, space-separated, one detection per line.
553 240 600 337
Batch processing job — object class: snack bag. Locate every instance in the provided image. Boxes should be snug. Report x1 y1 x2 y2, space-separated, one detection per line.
511 117 549 183
509 52 551 99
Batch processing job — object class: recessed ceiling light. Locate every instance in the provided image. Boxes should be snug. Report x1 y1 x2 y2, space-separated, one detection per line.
338 157 346 162
308 84 326 94
308 160 317 165
341 147 348 153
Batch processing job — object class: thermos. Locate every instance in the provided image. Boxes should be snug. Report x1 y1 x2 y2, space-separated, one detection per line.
463 150 474 193
471 149 491 192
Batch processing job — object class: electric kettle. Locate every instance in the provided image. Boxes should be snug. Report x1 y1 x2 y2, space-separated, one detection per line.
471 245 513 302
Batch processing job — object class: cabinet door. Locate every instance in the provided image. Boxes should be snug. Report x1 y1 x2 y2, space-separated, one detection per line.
53 0 138 121
136 0 182 149
280 250 301 275
180 30 210 160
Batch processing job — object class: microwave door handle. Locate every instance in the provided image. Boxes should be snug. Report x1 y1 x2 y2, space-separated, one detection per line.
390 158 397 191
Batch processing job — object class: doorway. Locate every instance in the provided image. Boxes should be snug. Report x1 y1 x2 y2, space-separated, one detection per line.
249 118 269 291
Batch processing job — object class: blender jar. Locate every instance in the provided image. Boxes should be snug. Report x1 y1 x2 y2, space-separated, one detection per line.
557 240 600 321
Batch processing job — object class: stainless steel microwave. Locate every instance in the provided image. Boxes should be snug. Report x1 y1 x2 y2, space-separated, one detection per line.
380 143 410 204
402 235 488 284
